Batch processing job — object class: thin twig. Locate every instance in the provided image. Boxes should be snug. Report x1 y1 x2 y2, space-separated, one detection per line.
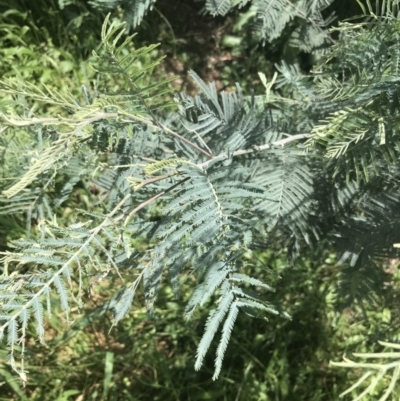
117 110 214 158
126 133 309 192
0 112 118 128
123 176 190 226
198 133 311 169
129 172 178 191
180 120 214 156
158 123 213 158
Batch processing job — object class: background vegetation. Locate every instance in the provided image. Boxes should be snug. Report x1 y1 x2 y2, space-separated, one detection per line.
0 1 400 400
